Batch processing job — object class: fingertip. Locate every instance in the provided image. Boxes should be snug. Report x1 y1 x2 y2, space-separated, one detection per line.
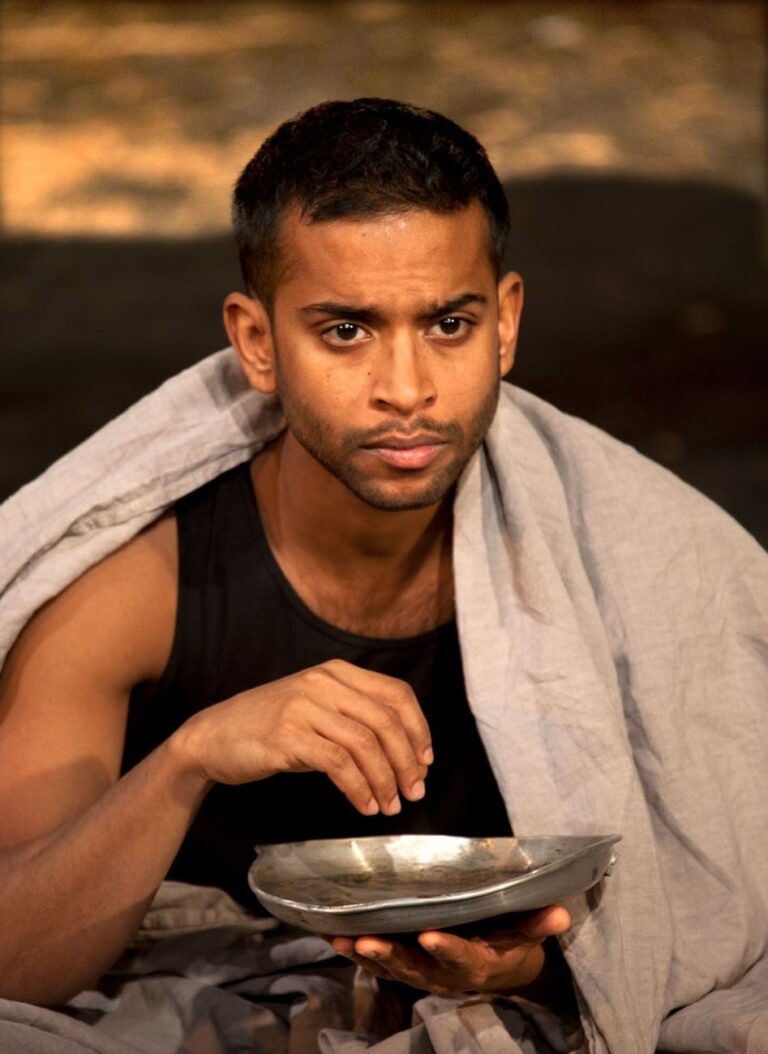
417 931 440 953
543 902 568 927
547 905 571 931
530 904 571 938
330 936 356 958
355 937 391 958
383 795 401 815
418 931 465 967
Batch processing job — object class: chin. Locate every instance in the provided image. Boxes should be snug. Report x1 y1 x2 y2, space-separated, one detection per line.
346 472 459 512
360 493 445 512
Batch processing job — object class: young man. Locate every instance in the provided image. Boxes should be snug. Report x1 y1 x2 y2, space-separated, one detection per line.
0 100 765 1054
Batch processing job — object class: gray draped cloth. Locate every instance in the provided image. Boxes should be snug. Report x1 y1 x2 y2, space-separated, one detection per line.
0 348 766 1053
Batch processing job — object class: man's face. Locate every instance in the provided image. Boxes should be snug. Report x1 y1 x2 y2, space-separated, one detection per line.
263 203 519 511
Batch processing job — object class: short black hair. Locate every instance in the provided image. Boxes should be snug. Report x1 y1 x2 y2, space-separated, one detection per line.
232 98 510 306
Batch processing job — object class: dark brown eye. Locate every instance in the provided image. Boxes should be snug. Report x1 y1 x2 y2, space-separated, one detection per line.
438 317 463 335
335 323 361 341
322 322 367 347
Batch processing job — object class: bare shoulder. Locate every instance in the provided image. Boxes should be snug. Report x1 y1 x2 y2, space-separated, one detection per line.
84 510 179 687
4 510 179 693
0 512 179 846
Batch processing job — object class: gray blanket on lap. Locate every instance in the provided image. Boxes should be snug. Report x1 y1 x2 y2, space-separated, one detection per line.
1 347 766 1053
0 883 583 1054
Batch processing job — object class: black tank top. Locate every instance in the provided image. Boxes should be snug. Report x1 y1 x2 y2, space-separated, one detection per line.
123 464 511 906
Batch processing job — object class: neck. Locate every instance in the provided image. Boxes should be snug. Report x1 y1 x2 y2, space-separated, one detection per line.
250 431 454 636
252 431 452 575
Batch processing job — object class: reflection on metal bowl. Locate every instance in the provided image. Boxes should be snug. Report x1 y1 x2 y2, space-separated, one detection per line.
248 833 621 935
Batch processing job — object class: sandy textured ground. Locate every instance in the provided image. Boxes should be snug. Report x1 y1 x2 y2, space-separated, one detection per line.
4 0 765 235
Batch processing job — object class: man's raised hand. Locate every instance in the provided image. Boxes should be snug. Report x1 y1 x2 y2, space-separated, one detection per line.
173 659 433 815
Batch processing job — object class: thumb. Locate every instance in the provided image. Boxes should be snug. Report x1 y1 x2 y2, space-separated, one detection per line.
516 905 571 942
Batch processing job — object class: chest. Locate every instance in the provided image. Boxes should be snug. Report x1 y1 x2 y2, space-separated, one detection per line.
284 562 455 638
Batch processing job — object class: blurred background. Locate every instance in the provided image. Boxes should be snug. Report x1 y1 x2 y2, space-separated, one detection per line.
2 0 767 541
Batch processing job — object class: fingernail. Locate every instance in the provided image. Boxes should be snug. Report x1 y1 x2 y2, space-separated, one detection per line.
364 798 379 816
386 795 401 815
409 779 425 800
422 747 434 765
360 948 379 960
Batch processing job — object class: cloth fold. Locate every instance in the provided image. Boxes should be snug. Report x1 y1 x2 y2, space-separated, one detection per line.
0 883 584 1054
1 347 766 1052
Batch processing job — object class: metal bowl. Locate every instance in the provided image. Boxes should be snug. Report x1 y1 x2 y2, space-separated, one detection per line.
248 833 621 935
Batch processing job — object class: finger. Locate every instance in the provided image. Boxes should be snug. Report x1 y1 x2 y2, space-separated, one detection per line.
298 667 427 806
333 938 395 979
417 931 473 970
515 905 571 942
418 928 545 995
327 936 356 957
331 697 428 804
308 706 404 815
322 661 434 767
354 936 394 960
293 733 380 816
354 938 441 990
306 669 428 806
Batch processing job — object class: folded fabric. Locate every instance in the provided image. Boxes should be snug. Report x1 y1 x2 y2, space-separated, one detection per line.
0 882 584 1054
1 347 766 1053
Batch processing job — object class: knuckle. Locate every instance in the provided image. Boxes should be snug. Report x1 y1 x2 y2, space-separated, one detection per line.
401 679 418 701
352 725 378 751
373 705 400 735
288 690 319 719
324 743 350 771
393 680 416 706
302 665 330 687
288 688 312 709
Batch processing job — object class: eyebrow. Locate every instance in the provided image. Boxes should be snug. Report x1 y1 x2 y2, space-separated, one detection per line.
299 292 488 323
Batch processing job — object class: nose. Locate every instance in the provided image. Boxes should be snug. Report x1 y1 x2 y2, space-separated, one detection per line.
370 332 436 415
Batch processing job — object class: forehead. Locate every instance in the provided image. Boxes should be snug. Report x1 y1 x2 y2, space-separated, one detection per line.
273 203 496 308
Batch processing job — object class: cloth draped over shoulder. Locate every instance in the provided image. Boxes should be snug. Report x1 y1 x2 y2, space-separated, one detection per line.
0 347 766 1054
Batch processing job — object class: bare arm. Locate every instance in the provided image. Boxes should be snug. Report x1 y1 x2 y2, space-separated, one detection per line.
0 515 432 1006
0 734 210 1005
0 513 197 1004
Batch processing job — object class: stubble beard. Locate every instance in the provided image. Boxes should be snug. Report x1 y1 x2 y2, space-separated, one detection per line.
275 365 501 512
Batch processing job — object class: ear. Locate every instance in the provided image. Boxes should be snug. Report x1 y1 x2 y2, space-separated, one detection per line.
223 292 277 394
496 271 524 377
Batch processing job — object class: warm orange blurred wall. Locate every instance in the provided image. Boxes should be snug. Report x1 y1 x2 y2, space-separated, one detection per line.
4 0 765 238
